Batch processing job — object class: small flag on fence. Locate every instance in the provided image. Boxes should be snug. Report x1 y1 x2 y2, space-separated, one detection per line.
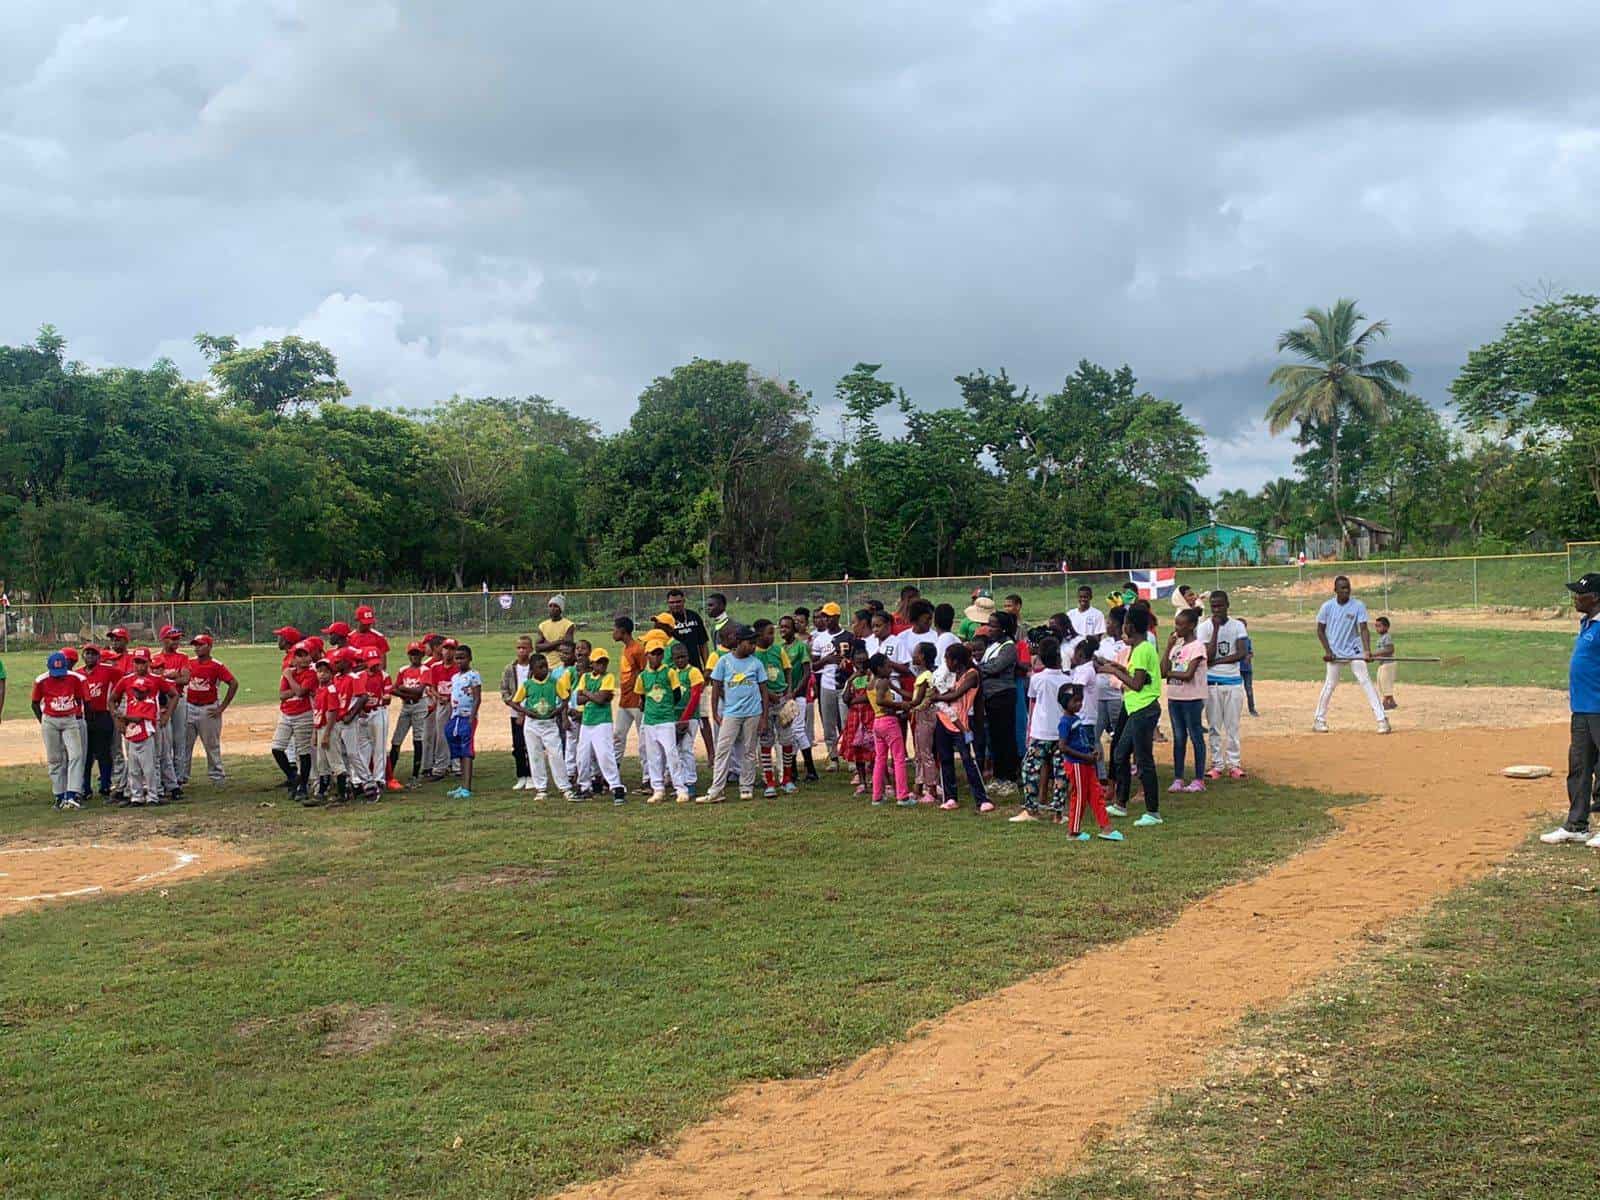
1128 567 1177 601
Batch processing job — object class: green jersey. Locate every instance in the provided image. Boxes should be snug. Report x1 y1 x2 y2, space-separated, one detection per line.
636 665 680 725
515 674 567 720
780 638 810 689
578 670 616 727
754 643 791 695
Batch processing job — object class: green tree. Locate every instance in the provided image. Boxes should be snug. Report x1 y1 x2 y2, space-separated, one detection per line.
196 332 350 416
1267 299 1410 548
1452 293 1600 510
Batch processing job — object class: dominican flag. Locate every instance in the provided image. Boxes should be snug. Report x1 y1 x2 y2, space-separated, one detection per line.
1129 568 1177 600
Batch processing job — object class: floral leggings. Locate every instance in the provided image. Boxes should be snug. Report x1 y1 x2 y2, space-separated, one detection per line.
1021 737 1064 814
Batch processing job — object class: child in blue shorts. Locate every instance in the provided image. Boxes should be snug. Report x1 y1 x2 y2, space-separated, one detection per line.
446 643 483 798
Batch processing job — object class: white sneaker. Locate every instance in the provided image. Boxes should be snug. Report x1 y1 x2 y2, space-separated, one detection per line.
1376 720 1392 735
1311 721 1329 733
1540 827 1591 845
533 790 548 801
1586 832 1600 849
648 789 666 805
1106 803 1128 818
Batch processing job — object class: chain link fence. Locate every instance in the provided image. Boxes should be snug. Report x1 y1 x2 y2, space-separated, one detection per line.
1 549 1587 652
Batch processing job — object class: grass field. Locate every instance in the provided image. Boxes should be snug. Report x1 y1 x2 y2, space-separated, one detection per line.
0 748 1360 1199
0 623 1574 723
1040 840 1600 1199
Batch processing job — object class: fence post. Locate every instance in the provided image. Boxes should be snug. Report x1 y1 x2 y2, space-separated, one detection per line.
1473 557 1479 611
250 598 257 646
409 594 415 641
483 591 489 635
1567 544 1573 603
1383 562 1389 614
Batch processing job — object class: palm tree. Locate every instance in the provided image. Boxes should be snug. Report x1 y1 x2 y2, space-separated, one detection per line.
1267 299 1410 549
1259 477 1297 532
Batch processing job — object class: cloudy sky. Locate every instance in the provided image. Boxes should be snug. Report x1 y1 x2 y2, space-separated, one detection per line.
6 1 1599 493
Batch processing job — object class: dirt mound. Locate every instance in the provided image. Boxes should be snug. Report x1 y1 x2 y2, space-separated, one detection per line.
560 722 1569 1200
0 837 250 916
235 1003 534 1057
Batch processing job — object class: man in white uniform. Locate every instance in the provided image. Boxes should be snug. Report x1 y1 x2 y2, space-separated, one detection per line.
1312 575 1390 733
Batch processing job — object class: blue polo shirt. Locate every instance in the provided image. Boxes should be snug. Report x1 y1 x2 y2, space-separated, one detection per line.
1571 617 1600 714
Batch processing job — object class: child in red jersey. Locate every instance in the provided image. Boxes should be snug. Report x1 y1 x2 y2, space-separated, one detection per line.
184 634 238 786
110 650 176 806
32 651 88 809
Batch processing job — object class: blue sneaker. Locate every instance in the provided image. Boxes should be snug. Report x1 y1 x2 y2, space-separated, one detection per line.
895 796 918 808
1072 831 1091 841
1098 829 1125 842
1133 813 1164 828
447 786 468 798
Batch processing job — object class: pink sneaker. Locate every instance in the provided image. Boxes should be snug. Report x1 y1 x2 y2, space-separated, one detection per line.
1168 778 1187 793
853 784 867 796
1185 779 1206 793
939 798 959 811
1205 768 1222 781
919 791 938 805
1228 767 1247 780
978 801 996 814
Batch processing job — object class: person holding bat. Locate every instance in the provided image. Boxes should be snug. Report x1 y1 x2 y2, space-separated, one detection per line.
1312 575 1390 734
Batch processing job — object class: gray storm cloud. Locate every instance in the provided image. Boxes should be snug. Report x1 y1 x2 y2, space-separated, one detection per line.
5 0 1599 493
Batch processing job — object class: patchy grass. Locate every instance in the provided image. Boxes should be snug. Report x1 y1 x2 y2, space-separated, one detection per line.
1240 625 1573 690
1038 840 1600 1200
0 747 1355 1199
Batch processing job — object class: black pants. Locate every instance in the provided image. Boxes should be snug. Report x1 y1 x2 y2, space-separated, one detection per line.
510 718 531 778
983 691 1019 782
1242 672 1257 714
1563 712 1600 832
1112 702 1160 814
83 711 115 796
935 722 989 805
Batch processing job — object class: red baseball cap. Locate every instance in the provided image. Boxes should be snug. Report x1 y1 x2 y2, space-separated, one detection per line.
190 633 214 647
422 631 443 644
60 647 80 663
322 621 352 637
82 643 102 655
354 605 376 622
303 635 325 656
406 641 425 654
441 637 459 649
272 625 302 641
131 648 152 662
362 646 382 663
291 640 312 656
107 626 129 640
159 624 183 640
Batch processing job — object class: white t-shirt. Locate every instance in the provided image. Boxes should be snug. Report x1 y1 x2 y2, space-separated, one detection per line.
1195 617 1249 680
1069 661 1098 718
810 628 838 689
1072 606 1106 638
1317 597 1369 660
863 634 886 660
896 627 939 671
933 630 961 667
1094 637 1125 693
1027 668 1070 740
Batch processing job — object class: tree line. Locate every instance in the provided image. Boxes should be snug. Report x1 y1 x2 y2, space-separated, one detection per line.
1 292 1595 601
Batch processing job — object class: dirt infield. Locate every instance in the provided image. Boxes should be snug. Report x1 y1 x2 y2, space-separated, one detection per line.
562 721 1570 1200
0 837 250 917
0 680 1568 769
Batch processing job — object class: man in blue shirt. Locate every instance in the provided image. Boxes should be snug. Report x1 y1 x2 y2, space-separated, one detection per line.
1542 573 1600 846
703 625 769 804
1312 575 1390 734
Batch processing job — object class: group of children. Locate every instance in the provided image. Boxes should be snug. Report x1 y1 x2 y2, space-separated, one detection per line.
27 625 238 809
34 586 1418 843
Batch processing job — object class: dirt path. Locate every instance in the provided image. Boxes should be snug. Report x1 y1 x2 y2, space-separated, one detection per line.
0 682 1568 768
562 722 1570 1200
0 837 251 916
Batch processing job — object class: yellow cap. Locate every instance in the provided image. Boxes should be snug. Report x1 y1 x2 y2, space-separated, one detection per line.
588 646 611 663
654 611 676 627
819 602 842 616
642 629 671 652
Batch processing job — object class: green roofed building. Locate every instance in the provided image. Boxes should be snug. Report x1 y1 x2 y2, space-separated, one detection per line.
1170 521 1291 567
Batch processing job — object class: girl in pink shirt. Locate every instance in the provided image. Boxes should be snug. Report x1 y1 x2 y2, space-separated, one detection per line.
1162 606 1208 793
